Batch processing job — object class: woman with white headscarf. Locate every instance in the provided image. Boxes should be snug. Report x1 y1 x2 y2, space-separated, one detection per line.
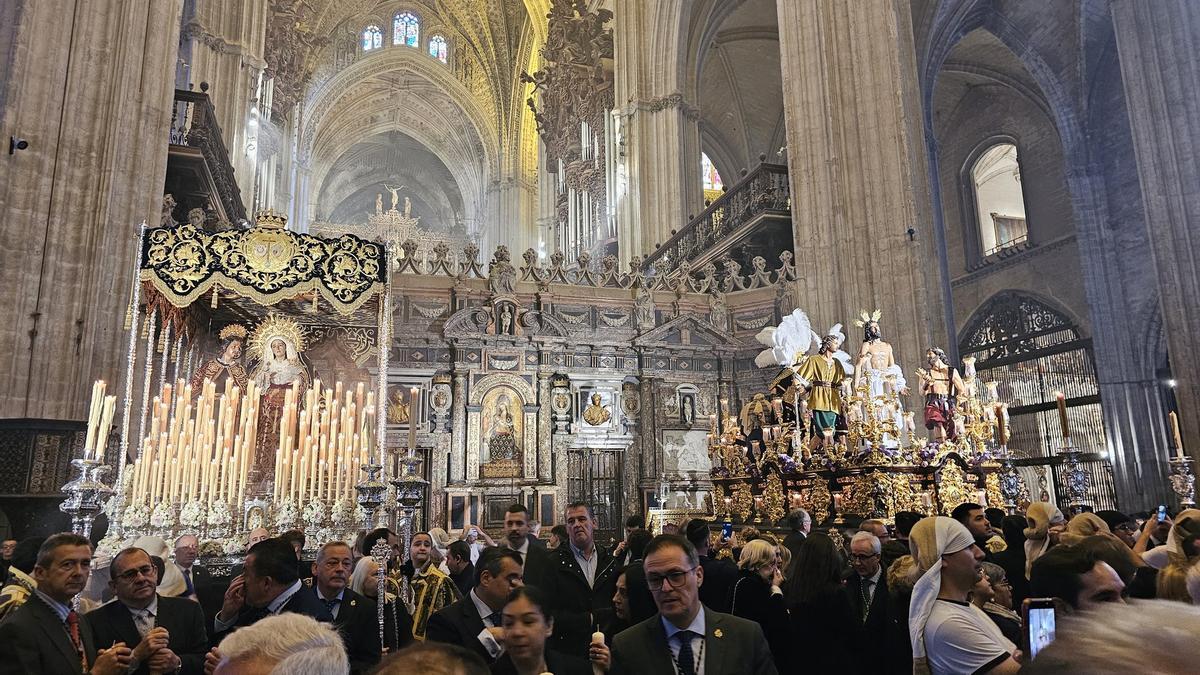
908 516 1019 675
1023 502 1065 579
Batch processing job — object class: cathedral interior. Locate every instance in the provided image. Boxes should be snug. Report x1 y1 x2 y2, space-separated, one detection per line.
0 0 1197 545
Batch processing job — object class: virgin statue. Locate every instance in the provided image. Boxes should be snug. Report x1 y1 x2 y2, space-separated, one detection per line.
486 393 518 461
247 316 310 489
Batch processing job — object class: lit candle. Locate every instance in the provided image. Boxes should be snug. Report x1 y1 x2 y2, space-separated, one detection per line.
995 403 1007 446
409 386 419 451
1054 392 1070 439
1170 411 1185 459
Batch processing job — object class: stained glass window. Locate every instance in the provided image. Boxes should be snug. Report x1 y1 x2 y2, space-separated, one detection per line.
429 35 448 63
394 12 419 47
362 25 382 51
701 153 723 191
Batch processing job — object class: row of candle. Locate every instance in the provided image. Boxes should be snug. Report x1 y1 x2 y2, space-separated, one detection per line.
271 379 376 504
82 380 117 461
128 378 258 507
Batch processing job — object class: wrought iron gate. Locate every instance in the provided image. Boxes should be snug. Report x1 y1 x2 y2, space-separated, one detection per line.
567 448 623 545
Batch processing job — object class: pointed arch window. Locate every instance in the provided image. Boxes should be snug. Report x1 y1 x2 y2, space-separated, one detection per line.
429 34 449 63
971 143 1028 257
362 25 383 51
393 12 420 47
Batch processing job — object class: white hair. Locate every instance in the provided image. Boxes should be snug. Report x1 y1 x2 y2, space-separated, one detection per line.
1023 600 1200 674
850 530 881 555
349 555 396 603
216 613 348 675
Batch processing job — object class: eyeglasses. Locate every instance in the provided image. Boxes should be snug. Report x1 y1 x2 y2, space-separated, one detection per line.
646 566 698 589
116 565 155 581
849 553 879 562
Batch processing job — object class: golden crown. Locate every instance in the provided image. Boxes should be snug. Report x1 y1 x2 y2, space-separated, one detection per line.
218 324 249 341
853 309 882 328
254 209 288 229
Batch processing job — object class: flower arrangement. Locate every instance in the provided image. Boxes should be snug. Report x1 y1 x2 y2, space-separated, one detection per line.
149 502 175 530
123 502 149 529
179 501 206 528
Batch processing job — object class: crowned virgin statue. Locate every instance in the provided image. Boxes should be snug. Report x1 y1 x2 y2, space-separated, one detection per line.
486 394 519 461
247 315 310 490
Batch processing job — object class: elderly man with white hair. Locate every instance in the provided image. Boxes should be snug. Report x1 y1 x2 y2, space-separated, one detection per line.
208 613 347 675
909 516 1020 675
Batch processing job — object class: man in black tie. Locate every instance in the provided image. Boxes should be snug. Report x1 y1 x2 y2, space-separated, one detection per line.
173 535 210 601
86 547 208 674
425 546 524 664
609 534 777 675
0 533 131 675
847 531 893 672
210 538 332 645
542 502 621 658
310 541 381 674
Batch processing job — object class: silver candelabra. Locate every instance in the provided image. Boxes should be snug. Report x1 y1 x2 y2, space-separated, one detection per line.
60 458 115 540
391 449 427 611
1169 454 1196 509
1057 439 1093 516
356 463 389 530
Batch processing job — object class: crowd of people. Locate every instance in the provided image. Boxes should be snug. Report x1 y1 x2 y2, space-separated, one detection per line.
1 500 1200 674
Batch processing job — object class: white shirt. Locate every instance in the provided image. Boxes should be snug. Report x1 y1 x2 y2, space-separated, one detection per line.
924 599 1014 675
570 542 598 588
505 537 530 558
662 607 706 675
469 589 504 659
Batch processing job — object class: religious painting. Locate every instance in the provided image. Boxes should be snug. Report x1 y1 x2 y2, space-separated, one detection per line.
481 386 523 466
661 429 712 478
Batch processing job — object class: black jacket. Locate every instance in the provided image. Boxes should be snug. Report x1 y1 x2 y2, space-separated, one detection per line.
211 582 333 645
313 586 383 675
425 595 496 664
85 594 208 675
450 562 475 598
490 648 590 675
0 593 96 675
542 542 620 658
847 570 895 673
698 554 738 614
610 607 778 675
729 570 790 674
518 541 554 589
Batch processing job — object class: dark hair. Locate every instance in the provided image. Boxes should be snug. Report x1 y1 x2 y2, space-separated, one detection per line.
550 525 568 541
316 541 352 562
642 534 698 568
626 529 653 561
784 532 842 608
11 537 46 574
625 514 646 529
246 538 300 585
372 641 489 675
894 511 922 538
1030 544 1097 609
110 547 153 581
475 546 522 587
1074 535 1137 585
506 503 530 517
863 321 881 343
363 528 395 556
280 529 306 550
36 533 91 569
950 503 983 525
448 540 471 562
503 584 551 621
564 501 594 519
684 519 710 549
985 508 1006 530
1095 510 1134 533
1001 515 1028 549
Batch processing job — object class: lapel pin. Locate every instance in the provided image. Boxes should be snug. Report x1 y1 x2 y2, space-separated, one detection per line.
713 628 723 638
350 600 357 606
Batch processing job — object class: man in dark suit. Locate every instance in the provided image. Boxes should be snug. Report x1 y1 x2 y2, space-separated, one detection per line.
426 546 524 664
500 503 552 588
847 531 893 672
172 535 211 601
543 502 621 658
685 519 736 614
309 541 381 674
610 534 777 675
782 508 811 563
446 540 476 597
210 538 332 645
86 547 208 674
0 533 132 675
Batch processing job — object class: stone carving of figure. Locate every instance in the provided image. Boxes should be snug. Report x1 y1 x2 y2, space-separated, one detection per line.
498 304 513 335
488 246 517 296
916 347 967 442
582 392 611 426
634 285 655 331
487 393 519 461
189 325 249 395
376 193 383 215
249 332 310 486
387 388 411 424
404 196 412 218
383 183 405 211
681 395 695 426
187 207 206 229
709 292 730 332
853 311 908 446
161 193 178 227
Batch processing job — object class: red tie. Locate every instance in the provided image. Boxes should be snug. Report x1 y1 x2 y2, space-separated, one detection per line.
67 609 87 669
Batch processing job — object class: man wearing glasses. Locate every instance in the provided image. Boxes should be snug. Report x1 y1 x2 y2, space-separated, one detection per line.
848 531 892 672
85 547 209 674
610 534 777 675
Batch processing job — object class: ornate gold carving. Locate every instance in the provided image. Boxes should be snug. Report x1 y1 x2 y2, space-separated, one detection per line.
711 483 728 519
809 480 831 525
763 472 785 525
248 314 307 358
730 482 753 522
985 471 1004 511
935 460 972 515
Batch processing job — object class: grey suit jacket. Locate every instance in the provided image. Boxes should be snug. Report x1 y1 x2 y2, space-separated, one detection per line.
0 593 96 675
610 606 778 675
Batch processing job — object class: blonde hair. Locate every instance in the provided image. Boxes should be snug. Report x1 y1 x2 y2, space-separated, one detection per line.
1156 561 1192 603
887 554 918 595
777 543 792 579
737 539 778 572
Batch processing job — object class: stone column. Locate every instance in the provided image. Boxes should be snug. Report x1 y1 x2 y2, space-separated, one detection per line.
180 0 268 200
537 372 553 482
0 0 185 420
612 0 701 260
450 370 468 483
774 0 942 373
1111 0 1200 455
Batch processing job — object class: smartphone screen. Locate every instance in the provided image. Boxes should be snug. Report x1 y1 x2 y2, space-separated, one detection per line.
721 522 733 540
1025 600 1056 660
1157 505 1167 522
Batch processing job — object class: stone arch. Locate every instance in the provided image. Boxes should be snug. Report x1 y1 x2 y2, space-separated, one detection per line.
469 372 536 407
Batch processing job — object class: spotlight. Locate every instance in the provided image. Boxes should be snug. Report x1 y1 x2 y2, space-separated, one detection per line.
1167 379 1178 388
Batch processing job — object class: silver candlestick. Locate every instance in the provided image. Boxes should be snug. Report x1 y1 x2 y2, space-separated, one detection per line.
356 463 389 530
996 445 1029 515
370 537 392 652
1168 454 1196 509
391 449 427 612
1057 439 1093 516
60 458 115 540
